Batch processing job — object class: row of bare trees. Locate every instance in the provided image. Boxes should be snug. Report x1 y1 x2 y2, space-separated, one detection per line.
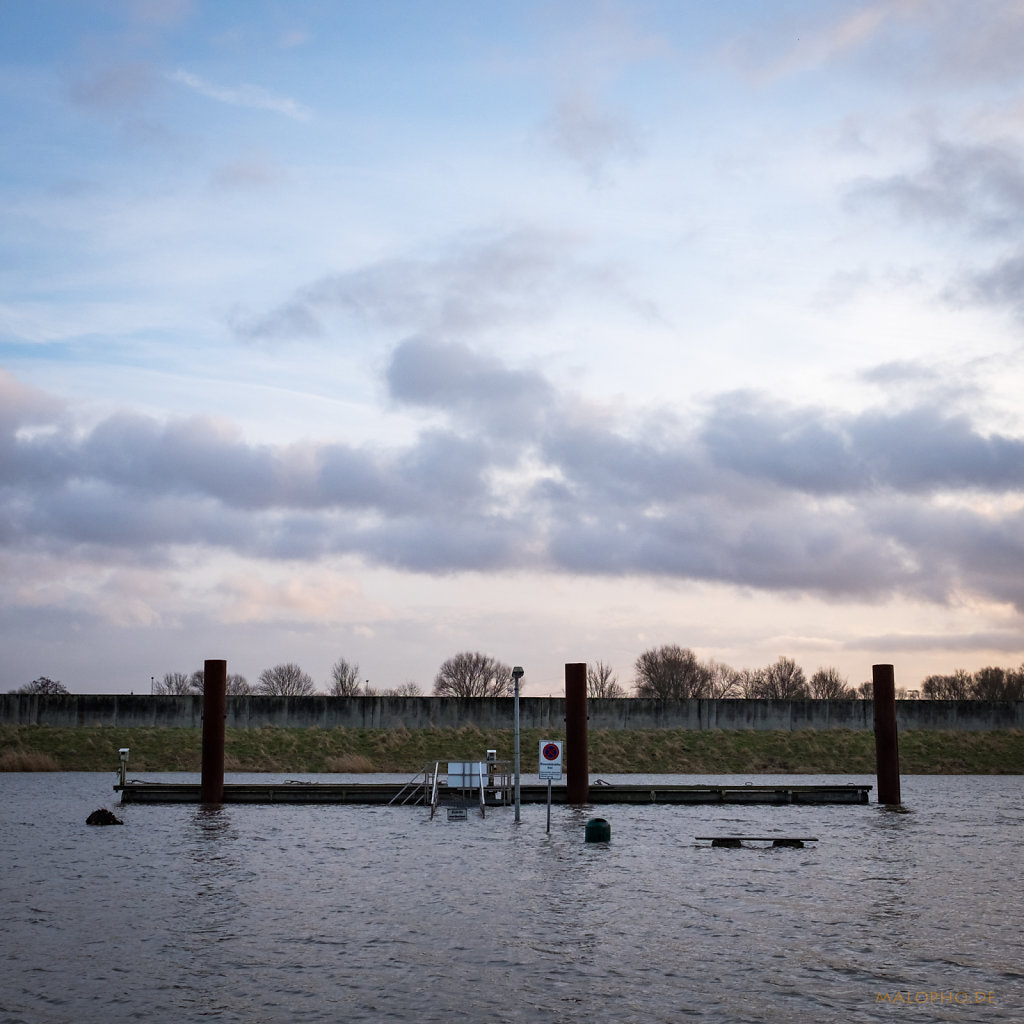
627 646 847 700
430 649 890 699
152 659 422 698
623 646 1024 700
922 666 1024 700
19 651 1024 699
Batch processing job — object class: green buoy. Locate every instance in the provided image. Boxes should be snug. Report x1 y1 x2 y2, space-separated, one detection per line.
585 817 611 843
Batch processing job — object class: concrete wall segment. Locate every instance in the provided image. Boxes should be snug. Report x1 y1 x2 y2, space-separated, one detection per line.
3 694 1022 730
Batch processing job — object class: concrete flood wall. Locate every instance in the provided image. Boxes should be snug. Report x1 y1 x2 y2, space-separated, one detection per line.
2 694 1023 731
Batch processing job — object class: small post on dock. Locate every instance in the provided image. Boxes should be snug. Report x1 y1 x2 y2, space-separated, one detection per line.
565 663 589 805
201 659 227 805
872 663 901 806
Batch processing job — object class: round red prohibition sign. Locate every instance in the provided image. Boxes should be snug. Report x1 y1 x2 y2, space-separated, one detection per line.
542 743 561 761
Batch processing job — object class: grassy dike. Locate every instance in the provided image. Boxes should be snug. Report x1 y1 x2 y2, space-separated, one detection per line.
2 724 1024 774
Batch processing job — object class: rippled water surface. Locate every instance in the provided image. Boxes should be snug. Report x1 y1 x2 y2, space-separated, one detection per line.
2 772 1022 1023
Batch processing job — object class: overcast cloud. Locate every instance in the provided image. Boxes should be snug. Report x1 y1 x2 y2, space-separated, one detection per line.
5 344 1023 614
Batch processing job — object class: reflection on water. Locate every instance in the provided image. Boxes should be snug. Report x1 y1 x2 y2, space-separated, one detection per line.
0 773 1022 1023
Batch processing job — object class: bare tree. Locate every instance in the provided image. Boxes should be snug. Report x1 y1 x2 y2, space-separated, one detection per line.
748 657 809 699
738 667 767 698
227 674 252 695
176 669 251 695
706 659 742 698
256 663 317 696
922 669 973 700
809 667 853 699
971 665 1024 700
14 677 68 695
383 681 422 696
155 672 193 695
634 645 711 699
972 666 1006 700
433 652 514 697
328 657 363 696
856 680 873 699
1004 666 1024 700
587 661 626 698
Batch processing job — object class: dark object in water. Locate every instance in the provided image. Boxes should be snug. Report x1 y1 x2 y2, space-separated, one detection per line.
699 836 817 849
86 808 123 826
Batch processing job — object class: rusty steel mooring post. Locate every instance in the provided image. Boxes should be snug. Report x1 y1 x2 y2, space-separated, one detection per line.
201 659 227 805
872 663 901 806
565 663 589 805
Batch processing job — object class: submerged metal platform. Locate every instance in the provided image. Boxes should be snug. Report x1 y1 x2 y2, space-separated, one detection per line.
115 781 871 806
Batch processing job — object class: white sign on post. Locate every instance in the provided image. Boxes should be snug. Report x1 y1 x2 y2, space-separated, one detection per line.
539 740 563 780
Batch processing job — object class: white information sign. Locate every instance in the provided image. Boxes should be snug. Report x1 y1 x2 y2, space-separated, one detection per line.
538 740 563 780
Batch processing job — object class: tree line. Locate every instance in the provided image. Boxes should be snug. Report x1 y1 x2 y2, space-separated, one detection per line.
10 648 1024 699
623 646 1024 701
148 660 422 698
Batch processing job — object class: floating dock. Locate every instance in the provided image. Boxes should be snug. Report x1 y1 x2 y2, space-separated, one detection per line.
115 780 871 806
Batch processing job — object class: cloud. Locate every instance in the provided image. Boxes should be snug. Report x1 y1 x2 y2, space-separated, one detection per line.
848 140 1024 239
169 69 311 121
964 250 1024 322
855 629 1024 655
0 369 66 432
740 0 1024 86
700 394 1024 495
540 92 641 182
230 228 610 342
129 0 193 29
69 61 160 111
279 29 310 49
848 140 1024 322
860 360 942 388
211 154 285 190
4 345 1024 612
386 337 554 437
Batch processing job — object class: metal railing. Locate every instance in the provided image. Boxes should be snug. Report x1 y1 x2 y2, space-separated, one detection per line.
387 764 435 807
429 761 440 819
391 759 514 818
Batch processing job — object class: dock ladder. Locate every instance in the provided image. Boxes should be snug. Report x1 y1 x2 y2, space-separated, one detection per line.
431 761 493 819
387 764 436 807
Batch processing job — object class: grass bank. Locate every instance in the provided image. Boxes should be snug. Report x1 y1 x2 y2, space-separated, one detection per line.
3 725 1023 774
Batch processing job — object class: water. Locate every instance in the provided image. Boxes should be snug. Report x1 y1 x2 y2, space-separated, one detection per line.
1 773 1022 1023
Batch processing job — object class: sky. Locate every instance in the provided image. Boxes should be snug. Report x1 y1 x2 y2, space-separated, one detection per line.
3 0 1024 697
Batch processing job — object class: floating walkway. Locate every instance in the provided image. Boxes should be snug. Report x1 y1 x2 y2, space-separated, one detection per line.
115 780 871 806
697 835 820 848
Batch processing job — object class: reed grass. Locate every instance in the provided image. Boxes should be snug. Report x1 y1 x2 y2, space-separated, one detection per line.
1 724 1022 774
0 749 61 771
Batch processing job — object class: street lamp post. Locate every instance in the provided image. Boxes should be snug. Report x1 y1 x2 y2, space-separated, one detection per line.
512 666 524 822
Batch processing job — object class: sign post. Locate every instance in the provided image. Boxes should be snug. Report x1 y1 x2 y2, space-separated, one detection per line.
539 740 563 833
512 666 524 823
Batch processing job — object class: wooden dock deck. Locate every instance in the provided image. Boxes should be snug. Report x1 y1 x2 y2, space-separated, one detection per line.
115 781 871 806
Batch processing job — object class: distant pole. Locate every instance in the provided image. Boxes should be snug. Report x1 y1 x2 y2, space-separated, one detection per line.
565 663 589 805
872 664 901 805
512 666 524 822
201 659 227 805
